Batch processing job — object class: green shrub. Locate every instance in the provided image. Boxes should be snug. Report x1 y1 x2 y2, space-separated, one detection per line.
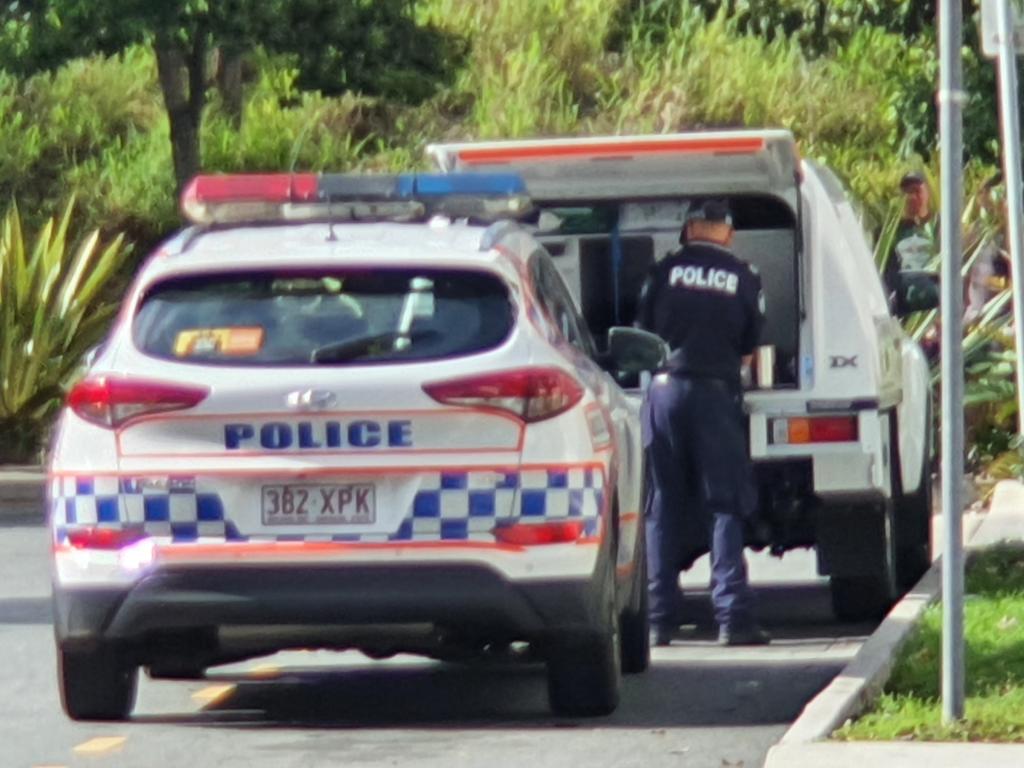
202 65 379 172
0 200 127 463
0 47 163 222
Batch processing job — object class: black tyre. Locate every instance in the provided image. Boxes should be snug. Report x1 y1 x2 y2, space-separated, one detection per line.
547 570 622 716
825 501 899 622
829 573 896 622
59 645 137 721
891 412 934 590
619 532 650 674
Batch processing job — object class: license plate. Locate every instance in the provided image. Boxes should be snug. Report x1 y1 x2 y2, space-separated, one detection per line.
261 484 376 525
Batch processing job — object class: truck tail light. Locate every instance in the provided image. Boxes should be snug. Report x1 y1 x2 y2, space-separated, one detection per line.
770 415 859 445
68 376 209 428
422 367 584 423
493 520 586 546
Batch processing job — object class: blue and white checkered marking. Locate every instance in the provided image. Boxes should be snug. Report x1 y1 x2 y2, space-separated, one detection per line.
50 468 604 544
51 475 234 542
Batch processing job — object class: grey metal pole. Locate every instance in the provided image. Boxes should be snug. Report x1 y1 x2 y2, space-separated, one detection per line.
995 0 1024 436
939 0 966 723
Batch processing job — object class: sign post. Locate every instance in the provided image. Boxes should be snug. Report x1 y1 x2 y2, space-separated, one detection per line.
938 0 966 723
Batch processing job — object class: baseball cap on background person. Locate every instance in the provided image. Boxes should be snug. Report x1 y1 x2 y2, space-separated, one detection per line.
899 170 927 190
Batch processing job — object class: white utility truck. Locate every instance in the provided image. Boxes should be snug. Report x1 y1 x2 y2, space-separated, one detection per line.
429 130 937 620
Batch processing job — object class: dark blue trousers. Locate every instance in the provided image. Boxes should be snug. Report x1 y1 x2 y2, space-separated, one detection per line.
642 373 757 631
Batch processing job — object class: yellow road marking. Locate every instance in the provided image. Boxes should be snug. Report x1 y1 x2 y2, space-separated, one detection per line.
191 683 236 707
73 737 126 755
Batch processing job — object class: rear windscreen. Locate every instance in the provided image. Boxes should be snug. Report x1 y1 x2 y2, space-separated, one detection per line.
133 268 515 366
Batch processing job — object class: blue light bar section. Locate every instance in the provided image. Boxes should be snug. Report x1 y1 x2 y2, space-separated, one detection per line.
394 173 527 198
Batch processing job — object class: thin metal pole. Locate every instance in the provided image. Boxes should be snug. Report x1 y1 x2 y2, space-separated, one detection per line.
995 0 1024 436
939 0 966 724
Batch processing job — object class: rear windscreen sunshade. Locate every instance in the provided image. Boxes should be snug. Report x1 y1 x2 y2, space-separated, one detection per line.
133 268 515 366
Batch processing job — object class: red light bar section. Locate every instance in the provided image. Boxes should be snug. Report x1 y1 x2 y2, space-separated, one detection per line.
456 136 767 165
183 173 319 205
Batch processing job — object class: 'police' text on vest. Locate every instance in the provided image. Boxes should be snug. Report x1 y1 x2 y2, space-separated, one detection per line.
668 265 739 295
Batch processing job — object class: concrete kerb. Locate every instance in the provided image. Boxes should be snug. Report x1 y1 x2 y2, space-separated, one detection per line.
764 478 1024 768
0 465 45 522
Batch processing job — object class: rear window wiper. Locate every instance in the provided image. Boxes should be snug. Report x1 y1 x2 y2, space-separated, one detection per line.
310 329 439 363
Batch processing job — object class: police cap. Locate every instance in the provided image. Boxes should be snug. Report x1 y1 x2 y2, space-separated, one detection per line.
685 198 733 226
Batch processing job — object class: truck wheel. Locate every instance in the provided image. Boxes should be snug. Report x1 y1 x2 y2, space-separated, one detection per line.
59 645 137 721
829 574 896 622
822 503 898 622
547 568 622 716
619 531 650 674
891 413 933 590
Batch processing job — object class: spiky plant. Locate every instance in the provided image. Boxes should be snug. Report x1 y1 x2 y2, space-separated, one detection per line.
0 200 126 463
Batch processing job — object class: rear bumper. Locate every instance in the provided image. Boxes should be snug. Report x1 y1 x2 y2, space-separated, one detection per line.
749 408 893 500
53 560 609 654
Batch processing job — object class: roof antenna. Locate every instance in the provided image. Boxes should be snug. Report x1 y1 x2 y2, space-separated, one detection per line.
286 116 338 240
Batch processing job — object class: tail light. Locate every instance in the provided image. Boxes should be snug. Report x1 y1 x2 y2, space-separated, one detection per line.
65 526 148 550
68 376 209 428
770 415 859 445
493 520 586 546
422 367 584 422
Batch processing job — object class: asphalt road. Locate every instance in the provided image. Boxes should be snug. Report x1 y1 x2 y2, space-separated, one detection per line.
0 520 875 768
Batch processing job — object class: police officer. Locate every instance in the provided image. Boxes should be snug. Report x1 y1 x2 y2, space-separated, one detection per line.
636 197 768 647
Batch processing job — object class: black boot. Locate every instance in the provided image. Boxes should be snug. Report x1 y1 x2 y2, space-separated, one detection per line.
650 625 674 647
717 624 770 646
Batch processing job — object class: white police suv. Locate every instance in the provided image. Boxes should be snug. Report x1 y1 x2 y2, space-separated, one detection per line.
49 173 665 721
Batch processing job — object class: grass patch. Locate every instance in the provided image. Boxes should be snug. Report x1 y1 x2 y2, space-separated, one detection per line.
835 545 1024 742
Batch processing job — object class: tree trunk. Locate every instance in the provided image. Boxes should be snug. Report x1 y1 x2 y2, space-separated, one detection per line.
217 47 245 129
154 30 207 194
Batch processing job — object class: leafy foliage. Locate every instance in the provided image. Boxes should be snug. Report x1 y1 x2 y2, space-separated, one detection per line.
0 201 126 462
0 1 460 187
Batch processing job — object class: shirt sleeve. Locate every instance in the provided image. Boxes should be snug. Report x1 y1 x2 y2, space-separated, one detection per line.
740 268 765 355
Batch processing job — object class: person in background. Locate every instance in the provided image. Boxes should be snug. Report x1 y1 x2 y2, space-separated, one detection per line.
635 198 769 648
965 174 1011 327
884 170 936 299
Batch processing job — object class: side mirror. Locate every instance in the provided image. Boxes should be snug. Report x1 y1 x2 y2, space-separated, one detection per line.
605 327 668 373
894 270 940 316
82 344 103 369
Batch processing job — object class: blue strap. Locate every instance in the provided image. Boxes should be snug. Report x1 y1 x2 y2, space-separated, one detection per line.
611 220 623 326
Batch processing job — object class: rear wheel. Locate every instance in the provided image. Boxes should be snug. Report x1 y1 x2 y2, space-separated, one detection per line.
619 531 650 674
59 644 137 721
822 503 899 623
546 564 622 716
891 413 933 590
829 573 896 622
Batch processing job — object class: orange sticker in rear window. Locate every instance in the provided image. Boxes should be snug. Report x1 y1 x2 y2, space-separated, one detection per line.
173 327 265 357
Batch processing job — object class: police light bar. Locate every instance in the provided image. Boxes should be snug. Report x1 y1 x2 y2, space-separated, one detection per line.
180 172 532 225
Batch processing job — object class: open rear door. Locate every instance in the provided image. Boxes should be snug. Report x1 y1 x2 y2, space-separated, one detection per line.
427 130 801 210
429 130 804 389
